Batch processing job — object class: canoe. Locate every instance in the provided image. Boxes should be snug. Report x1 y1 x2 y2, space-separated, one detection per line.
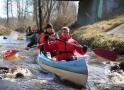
25 34 37 41
37 52 88 86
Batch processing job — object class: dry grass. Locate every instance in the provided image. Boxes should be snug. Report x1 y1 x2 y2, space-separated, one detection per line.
0 25 18 35
71 14 124 55
0 25 12 35
72 15 124 40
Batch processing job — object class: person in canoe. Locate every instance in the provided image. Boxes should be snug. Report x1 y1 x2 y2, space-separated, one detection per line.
24 23 59 57
38 23 59 56
25 26 33 36
44 26 88 61
24 33 38 50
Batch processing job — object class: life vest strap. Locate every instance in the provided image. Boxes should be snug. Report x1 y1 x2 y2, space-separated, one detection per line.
58 51 73 55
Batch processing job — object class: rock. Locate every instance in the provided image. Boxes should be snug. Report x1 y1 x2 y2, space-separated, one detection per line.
15 73 24 78
110 65 120 72
119 62 124 71
3 37 7 39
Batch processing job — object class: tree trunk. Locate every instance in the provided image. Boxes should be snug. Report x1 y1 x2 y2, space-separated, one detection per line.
10 0 13 18
33 0 38 28
38 0 42 34
17 0 21 20
24 0 28 19
6 0 9 23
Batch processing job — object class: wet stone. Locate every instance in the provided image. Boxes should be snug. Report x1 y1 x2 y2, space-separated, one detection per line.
15 73 24 78
3 37 7 39
110 65 120 72
0 67 9 74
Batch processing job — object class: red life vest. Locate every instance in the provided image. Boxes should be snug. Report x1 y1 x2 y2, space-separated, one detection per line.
29 29 39 34
38 32 56 49
56 35 77 61
44 35 87 61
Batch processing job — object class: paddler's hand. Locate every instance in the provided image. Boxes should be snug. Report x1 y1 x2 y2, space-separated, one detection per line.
24 47 29 50
37 45 42 49
44 34 49 41
82 45 88 51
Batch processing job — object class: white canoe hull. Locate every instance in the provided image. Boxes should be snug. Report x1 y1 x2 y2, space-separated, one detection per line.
38 52 88 86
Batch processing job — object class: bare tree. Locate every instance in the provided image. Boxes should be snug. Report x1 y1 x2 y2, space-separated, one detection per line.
6 0 9 23
38 0 43 34
15 0 21 20
2 0 78 33
21 0 24 18
10 0 13 18
24 0 33 19
46 0 56 23
33 0 38 28
23 0 29 19
50 1 78 31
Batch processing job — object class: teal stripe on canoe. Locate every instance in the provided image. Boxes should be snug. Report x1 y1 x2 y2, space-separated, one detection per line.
38 53 88 75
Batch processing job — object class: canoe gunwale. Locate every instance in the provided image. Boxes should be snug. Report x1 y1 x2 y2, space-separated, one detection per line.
37 51 89 86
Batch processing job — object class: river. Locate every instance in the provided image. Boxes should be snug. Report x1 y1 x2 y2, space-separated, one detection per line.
0 33 124 90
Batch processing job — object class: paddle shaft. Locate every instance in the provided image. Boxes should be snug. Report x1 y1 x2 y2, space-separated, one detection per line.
49 36 84 48
31 43 44 48
49 36 117 61
56 38 83 48
19 43 44 52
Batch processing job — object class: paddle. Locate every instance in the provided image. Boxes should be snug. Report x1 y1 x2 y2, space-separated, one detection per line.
2 43 44 58
53 37 117 61
92 48 117 61
4 36 117 61
2 50 17 58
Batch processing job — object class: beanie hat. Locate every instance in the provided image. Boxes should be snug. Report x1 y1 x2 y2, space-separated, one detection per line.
46 23 53 29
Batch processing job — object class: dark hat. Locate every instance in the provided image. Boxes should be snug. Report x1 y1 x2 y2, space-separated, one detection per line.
28 26 31 28
46 23 53 29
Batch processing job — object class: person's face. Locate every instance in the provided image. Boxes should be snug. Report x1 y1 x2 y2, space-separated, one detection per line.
47 28 53 33
61 29 69 37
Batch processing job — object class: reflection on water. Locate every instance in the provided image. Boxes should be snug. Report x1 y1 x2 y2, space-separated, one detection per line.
0 34 124 90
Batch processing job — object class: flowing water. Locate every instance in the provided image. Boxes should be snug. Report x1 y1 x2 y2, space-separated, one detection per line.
0 33 124 90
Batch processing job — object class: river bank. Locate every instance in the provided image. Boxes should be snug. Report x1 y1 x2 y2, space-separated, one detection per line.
70 14 124 55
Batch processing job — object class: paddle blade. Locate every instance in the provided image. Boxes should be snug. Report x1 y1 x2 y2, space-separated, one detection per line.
2 50 18 58
93 48 117 61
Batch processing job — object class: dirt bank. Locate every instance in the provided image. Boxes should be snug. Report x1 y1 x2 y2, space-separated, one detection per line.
105 23 124 38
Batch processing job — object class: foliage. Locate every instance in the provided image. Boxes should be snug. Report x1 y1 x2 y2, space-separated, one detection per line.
0 1 78 33
71 14 124 55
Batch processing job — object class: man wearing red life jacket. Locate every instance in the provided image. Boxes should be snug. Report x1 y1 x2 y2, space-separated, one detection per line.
38 23 59 56
44 27 88 61
38 24 57 47
24 23 59 57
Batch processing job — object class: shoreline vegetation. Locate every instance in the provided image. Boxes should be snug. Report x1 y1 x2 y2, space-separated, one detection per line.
70 14 124 55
